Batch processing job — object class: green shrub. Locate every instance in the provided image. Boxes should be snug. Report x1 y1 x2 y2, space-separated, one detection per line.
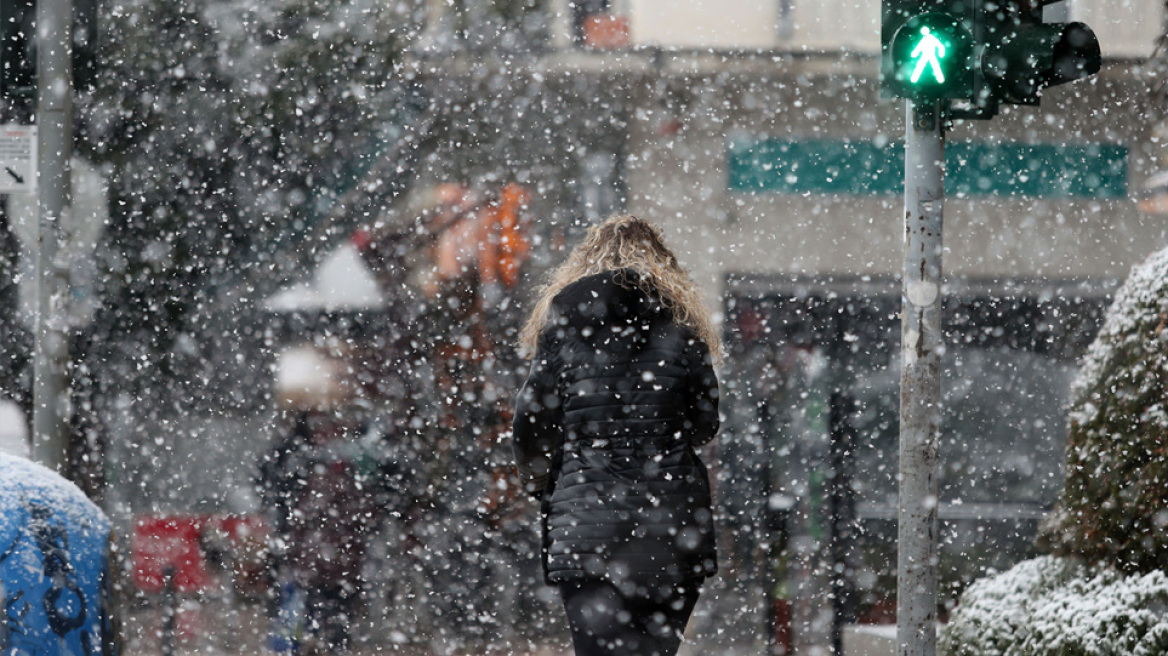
1044 247 1168 573
939 555 1168 656
944 249 1168 655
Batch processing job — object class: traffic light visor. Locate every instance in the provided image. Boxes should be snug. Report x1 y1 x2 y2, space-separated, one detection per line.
983 20 1100 103
1049 22 1100 85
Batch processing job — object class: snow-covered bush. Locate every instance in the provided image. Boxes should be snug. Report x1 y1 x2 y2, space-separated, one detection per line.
939 555 1168 656
1044 247 1168 573
943 247 1168 655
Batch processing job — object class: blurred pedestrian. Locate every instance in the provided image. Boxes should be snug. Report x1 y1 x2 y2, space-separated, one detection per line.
259 409 383 654
513 215 721 656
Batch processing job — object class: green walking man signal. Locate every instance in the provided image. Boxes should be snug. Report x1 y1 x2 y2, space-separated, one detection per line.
884 12 973 100
910 26 947 84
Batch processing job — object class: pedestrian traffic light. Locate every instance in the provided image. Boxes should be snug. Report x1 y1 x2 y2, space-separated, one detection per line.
882 0 1101 113
980 0 1100 106
883 1 976 101
886 12 975 100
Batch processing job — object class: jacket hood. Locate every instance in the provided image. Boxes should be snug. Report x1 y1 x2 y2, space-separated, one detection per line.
550 269 669 335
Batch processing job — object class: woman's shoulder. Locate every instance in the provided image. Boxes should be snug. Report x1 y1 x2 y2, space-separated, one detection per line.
552 270 623 303
552 269 667 318
553 269 660 306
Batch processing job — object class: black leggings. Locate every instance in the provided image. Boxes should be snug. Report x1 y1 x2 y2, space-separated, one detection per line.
558 579 701 656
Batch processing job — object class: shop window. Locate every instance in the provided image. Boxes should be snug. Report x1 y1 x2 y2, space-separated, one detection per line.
718 275 1109 652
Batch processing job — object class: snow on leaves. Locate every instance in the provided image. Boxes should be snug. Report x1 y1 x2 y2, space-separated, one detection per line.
1046 245 1168 573
940 555 1168 656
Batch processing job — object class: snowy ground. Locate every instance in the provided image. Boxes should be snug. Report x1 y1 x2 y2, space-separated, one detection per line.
122 599 573 656
117 590 771 656
116 517 776 655
120 600 768 656
120 597 887 656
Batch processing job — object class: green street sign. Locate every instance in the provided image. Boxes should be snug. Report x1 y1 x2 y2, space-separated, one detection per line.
887 12 973 100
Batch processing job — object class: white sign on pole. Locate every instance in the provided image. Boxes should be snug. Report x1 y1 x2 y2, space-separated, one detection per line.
0 125 36 194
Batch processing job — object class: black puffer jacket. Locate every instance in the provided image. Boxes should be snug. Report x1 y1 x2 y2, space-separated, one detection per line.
513 270 719 587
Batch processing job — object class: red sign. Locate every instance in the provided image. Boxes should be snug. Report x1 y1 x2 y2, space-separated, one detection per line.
131 515 209 594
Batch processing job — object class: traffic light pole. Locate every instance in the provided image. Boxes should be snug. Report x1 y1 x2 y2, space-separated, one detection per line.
897 99 943 656
32 0 74 471
882 3 1100 654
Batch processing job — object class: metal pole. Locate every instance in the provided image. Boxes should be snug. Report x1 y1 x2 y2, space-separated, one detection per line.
897 99 944 656
32 0 74 470
161 566 176 656
829 392 857 656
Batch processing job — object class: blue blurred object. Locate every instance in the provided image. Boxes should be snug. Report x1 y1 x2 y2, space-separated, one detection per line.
268 579 305 654
0 453 117 655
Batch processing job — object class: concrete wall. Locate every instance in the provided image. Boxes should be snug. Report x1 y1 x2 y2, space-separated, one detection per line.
843 624 898 656
623 61 1163 306
1075 0 1162 59
625 0 1160 57
629 0 880 51
630 0 785 49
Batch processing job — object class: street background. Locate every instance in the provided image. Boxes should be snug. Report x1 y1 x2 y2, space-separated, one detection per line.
1 0 1165 654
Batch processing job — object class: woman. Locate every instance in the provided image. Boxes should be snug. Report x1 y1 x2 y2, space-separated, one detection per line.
513 215 721 656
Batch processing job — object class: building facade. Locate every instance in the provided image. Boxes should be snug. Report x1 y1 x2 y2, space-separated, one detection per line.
421 0 1165 650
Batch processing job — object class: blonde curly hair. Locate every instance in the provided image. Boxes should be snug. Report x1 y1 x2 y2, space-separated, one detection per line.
519 215 723 362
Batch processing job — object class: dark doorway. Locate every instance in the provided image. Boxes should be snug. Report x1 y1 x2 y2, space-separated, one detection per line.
717 274 1110 653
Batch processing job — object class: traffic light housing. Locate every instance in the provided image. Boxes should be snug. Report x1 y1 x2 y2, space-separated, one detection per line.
981 1 1100 106
882 0 1101 113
